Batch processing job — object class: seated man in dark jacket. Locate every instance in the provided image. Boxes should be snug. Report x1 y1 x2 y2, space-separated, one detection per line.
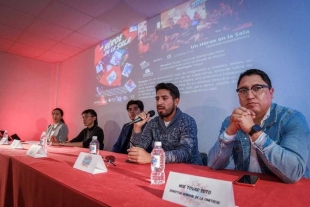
112 100 151 154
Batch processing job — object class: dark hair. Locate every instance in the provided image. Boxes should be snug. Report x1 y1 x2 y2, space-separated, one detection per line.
155 83 180 100
237 69 272 88
52 108 65 123
126 100 144 111
82 109 98 126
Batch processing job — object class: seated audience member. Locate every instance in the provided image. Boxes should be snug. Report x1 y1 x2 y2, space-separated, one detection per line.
112 100 152 154
138 31 150 54
176 22 197 45
46 108 68 143
208 69 310 183
193 11 202 21
128 83 202 165
209 9 222 32
176 11 191 29
52 109 104 150
162 20 180 51
195 18 211 41
148 28 161 52
219 2 233 25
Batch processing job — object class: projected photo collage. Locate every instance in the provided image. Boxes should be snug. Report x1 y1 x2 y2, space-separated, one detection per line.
93 0 253 106
94 28 139 105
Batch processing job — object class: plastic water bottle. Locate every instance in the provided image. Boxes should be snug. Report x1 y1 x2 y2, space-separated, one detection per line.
151 141 165 185
2 130 9 144
3 130 9 139
89 136 99 155
39 132 46 145
40 132 48 153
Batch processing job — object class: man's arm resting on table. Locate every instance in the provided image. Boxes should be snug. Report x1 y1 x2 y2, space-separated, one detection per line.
253 111 309 183
208 118 236 169
127 147 151 164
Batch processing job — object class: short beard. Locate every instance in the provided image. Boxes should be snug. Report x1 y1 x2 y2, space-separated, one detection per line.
158 104 176 118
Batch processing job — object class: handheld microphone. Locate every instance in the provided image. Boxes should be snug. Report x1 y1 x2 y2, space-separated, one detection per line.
125 110 155 126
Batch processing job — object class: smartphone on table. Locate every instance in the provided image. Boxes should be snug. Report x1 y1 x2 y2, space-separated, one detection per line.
235 174 259 186
125 159 136 163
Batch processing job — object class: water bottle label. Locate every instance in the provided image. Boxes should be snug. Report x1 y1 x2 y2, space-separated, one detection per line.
90 144 96 154
151 155 160 168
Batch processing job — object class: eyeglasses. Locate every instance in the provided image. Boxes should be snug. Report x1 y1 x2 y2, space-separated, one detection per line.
104 155 116 166
236 84 270 96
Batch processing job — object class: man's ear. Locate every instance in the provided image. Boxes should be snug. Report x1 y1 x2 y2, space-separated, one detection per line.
174 98 180 106
270 88 274 99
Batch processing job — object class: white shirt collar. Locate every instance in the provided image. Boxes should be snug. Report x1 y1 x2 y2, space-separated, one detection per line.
260 107 271 126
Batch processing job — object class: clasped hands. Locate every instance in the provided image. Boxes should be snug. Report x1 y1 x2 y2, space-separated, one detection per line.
226 106 256 136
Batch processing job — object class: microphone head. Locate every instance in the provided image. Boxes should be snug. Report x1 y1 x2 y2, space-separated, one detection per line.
148 110 155 117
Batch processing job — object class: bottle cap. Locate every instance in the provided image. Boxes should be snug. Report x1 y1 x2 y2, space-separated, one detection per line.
154 141 162 147
92 136 97 140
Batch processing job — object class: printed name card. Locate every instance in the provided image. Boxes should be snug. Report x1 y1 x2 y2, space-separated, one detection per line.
73 152 107 174
10 140 24 149
0 137 9 145
26 145 47 158
163 172 236 207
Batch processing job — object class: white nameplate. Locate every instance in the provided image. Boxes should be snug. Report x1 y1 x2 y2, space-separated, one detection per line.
0 137 9 145
26 145 47 158
10 140 24 149
163 172 236 207
73 152 107 174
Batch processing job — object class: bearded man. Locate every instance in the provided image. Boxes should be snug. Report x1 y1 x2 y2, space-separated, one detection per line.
128 83 202 165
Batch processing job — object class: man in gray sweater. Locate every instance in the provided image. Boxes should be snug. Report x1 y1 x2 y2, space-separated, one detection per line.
128 83 202 165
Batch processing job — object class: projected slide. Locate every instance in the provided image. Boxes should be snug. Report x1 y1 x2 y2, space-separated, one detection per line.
93 0 253 106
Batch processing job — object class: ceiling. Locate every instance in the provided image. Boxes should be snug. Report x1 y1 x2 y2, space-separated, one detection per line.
0 0 187 63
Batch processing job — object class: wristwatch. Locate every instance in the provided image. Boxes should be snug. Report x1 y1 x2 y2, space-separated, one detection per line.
248 124 262 136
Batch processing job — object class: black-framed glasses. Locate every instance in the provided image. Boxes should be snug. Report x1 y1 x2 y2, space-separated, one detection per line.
104 155 116 166
236 84 270 96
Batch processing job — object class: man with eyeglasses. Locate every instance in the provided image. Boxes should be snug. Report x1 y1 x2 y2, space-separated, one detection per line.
208 69 310 183
52 109 104 150
112 100 152 154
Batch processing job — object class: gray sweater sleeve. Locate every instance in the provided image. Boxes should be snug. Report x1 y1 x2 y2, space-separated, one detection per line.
56 123 69 142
